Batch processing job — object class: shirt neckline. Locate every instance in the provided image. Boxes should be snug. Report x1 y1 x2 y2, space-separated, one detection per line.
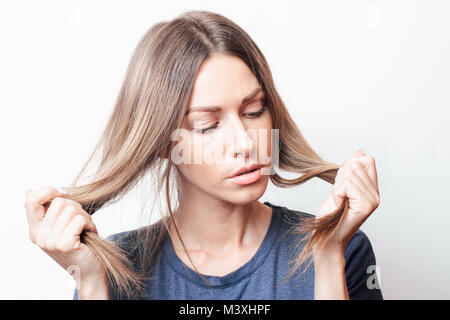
161 201 282 288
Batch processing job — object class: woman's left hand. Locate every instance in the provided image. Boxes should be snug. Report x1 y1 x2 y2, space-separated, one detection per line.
314 149 380 255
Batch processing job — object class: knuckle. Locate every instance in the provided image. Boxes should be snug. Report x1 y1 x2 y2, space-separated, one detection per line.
347 161 361 171
52 197 65 207
65 205 76 214
371 202 378 211
72 200 83 209
375 194 380 205
370 196 379 210
75 214 86 224
70 208 81 220
68 200 83 211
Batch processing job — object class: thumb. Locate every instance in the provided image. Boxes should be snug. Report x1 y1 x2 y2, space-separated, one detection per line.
25 186 67 225
317 181 346 218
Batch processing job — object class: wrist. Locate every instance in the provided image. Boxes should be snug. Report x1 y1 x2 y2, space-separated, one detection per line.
312 240 349 300
77 271 109 300
313 245 346 268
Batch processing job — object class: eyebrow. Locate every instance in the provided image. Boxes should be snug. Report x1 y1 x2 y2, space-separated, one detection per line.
185 87 263 115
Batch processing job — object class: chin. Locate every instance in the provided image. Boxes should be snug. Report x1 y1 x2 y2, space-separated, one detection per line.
222 178 269 205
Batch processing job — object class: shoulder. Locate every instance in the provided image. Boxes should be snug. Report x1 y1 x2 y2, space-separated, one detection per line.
343 229 378 280
345 229 375 261
265 202 383 299
264 201 315 232
343 229 383 299
280 202 380 284
266 201 376 259
105 227 142 249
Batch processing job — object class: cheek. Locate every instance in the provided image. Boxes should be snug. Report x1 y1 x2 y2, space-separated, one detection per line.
176 134 219 164
175 136 222 183
177 163 222 191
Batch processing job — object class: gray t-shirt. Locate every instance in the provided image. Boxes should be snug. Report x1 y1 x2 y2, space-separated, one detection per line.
73 201 383 299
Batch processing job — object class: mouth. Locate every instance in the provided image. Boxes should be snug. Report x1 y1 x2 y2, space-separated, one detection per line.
236 167 259 176
227 164 264 185
229 164 263 178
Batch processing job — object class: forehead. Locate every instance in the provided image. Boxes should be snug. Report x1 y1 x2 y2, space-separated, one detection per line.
187 54 260 109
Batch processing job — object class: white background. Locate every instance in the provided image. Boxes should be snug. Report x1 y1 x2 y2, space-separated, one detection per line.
1 0 449 299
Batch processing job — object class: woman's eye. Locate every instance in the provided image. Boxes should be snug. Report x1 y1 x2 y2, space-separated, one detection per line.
192 104 268 134
194 123 219 134
245 104 268 118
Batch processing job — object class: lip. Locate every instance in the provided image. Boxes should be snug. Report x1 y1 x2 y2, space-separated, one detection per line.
227 164 264 185
228 164 264 179
227 167 262 185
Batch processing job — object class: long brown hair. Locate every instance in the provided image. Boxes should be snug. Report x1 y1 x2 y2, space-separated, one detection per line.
59 10 348 299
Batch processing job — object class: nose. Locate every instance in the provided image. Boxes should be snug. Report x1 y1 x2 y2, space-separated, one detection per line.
225 115 257 162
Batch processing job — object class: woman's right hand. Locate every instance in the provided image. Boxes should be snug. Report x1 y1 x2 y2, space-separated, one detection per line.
24 186 107 288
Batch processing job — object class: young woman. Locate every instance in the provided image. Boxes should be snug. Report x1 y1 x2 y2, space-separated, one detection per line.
24 10 382 300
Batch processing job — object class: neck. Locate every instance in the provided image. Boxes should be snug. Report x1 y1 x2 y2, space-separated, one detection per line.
169 189 272 256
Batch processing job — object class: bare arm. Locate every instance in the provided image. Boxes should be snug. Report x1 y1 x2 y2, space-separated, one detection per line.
77 273 109 300
313 150 380 300
313 246 349 300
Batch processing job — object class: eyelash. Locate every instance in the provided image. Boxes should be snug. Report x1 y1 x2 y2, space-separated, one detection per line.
194 104 268 134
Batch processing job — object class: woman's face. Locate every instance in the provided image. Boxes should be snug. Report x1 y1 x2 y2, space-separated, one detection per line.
174 53 273 205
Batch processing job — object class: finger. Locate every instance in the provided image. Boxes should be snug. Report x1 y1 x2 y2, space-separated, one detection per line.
48 201 95 238
335 166 344 183
62 215 98 249
67 203 94 225
365 155 378 191
346 167 379 206
331 175 347 209
344 151 379 193
52 205 80 239
344 176 376 218
317 173 347 218
355 150 378 191
25 186 66 226
345 162 379 202
333 177 371 241
42 197 68 230
25 186 67 208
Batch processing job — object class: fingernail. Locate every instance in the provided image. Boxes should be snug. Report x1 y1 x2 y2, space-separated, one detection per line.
56 188 68 195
